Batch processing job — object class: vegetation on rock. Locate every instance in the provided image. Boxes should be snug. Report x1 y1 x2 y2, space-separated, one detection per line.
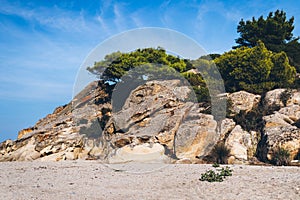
215 41 296 94
210 143 231 164
271 147 291 166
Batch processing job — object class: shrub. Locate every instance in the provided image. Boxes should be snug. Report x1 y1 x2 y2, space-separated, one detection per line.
271 147 291 166
200 170 224 182
280 89 293 106
212 163 220 168
199 166 233 182
211 143 231 164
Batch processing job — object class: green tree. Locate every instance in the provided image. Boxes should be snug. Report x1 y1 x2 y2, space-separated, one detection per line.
87 47 213 104
87 47 192 83
215 41 296 93
234 10 296 49
234 9 300 72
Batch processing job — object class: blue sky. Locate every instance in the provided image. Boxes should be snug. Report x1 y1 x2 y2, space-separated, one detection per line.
1 0 300 142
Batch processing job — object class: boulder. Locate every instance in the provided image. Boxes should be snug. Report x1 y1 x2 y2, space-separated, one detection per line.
263 89 286 113
219 118 236 141
227 91 261 116
262 112 300 161
225 125 259 163
103 80 220 162
174 109 218 159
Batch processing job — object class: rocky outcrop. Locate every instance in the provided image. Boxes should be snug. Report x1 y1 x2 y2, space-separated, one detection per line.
0 79 299 165
102 80 220 163
0 81 113 162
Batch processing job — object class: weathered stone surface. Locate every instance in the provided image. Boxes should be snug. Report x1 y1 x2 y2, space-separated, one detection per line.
263 89 286 113
262 112 300 161
287 90 300 106
0 81 112 162
228 91 261 116
103 80 220 162
108 143 169 163
225 125 259 163
219 118 236 141
175 108 218 159
1 80 300 165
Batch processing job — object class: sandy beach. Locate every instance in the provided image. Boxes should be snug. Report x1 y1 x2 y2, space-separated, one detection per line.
0 161 299 200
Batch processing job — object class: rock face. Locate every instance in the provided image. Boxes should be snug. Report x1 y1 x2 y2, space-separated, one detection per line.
103 80 220 163
0 81 113 162
0 79 299 165
260 88 300 161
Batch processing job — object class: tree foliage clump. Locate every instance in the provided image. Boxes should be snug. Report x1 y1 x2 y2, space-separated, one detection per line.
87 47 192 83
234 9 300 72
215 41 296 93
87 47 215 103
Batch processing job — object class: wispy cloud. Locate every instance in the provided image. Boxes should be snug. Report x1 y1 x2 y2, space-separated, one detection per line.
0 0 89 33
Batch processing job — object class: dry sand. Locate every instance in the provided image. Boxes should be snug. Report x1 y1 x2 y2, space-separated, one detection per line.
0 160 299 200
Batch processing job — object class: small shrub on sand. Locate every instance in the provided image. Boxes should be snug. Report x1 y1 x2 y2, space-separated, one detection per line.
199 166 233 182
271 147 291 166
211 143 230 164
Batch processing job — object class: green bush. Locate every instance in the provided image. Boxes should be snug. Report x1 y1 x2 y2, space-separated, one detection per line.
212 163 220 168
199 166 233 182
271 147 291 166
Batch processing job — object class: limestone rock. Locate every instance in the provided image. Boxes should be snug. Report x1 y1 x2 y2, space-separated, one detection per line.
175 109 218 159
263 89 286 113
0 81 112 162
287 90 300 106
108 143 169 163
219 118 236 141
261 112 300 161
103 80 220 162
225 125 259 163
227 91 261 116
2 78 299 166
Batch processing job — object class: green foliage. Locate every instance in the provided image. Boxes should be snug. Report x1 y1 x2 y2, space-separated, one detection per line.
283 40 300 72
87 47 213 103
87 47 190 83
212 163 220 168
280 89 293 106
215 41 296 93
234 10 295 49
199 166 233 182
211 143 231 164
271 147 291 166
200 170 224 182
234 9 300 72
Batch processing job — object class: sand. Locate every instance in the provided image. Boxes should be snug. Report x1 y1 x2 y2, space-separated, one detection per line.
0 160 299 200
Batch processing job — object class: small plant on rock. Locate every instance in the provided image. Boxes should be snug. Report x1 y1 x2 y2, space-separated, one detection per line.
211 143 230 164
271 147 291 166
280 89 293 106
